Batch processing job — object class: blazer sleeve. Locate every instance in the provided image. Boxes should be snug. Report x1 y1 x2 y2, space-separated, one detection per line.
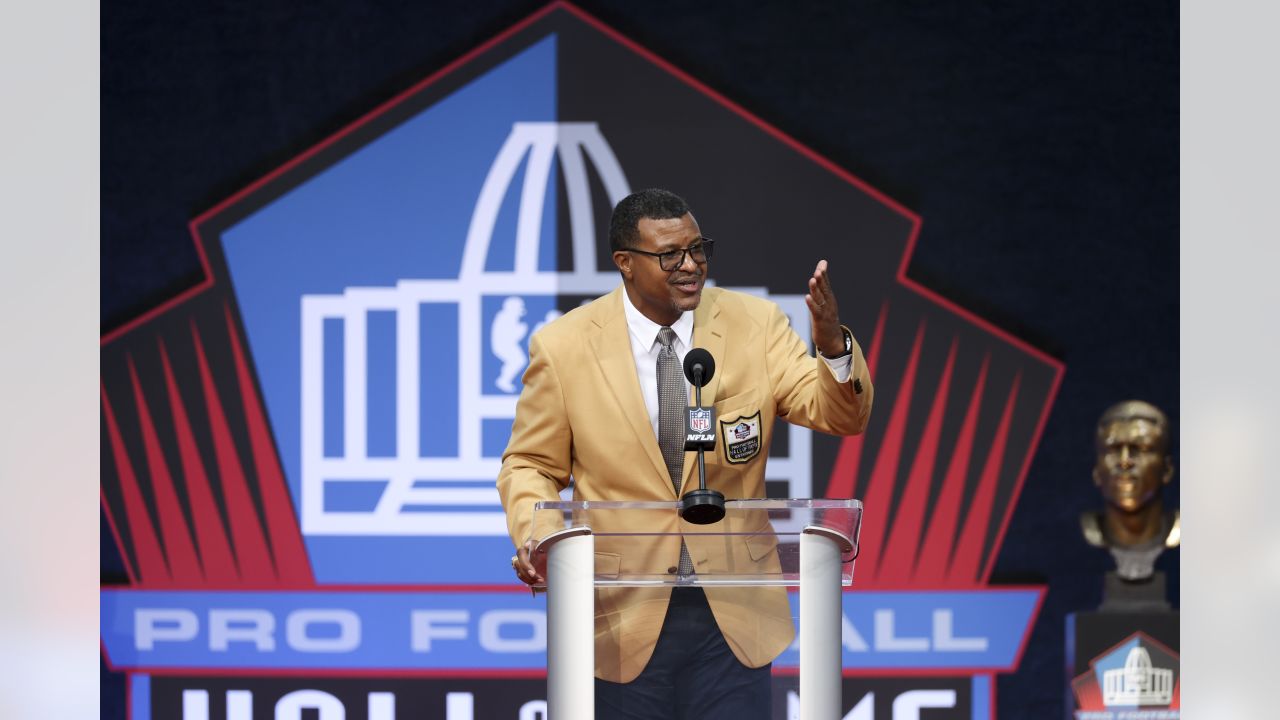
765 302 874 436
496 332 574 550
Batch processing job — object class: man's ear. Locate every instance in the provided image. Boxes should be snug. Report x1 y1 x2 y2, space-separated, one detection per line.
1092 467 1103 487
1162 457 1175 485
613 250 632 279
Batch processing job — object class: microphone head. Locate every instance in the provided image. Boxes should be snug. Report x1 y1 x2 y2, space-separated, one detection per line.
683 348 715 387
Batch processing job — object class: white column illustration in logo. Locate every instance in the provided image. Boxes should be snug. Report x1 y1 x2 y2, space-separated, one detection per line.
1102 646 1174 707
299 122 814 536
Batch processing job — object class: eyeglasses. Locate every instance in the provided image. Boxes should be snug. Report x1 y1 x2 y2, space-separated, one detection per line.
626 238 715 271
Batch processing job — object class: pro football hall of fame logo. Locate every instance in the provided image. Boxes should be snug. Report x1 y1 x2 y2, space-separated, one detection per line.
101 3 1062 718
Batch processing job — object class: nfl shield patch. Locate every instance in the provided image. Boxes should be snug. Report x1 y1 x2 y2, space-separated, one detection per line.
690 408 712 433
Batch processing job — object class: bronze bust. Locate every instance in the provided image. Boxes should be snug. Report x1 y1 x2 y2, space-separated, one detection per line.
1081 400 1180 582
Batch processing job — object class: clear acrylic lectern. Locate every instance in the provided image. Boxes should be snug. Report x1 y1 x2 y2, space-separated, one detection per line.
530 498 862 720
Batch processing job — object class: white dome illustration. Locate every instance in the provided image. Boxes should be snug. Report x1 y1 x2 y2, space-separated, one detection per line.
298 122 816 537
1103 646 1173 707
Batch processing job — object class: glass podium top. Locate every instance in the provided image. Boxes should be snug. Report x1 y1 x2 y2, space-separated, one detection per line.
529 498 862 588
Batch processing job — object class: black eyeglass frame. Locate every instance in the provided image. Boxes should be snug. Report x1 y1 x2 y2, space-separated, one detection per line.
625 238 715 272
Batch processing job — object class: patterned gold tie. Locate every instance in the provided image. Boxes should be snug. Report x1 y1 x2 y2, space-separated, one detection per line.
657 327 695 576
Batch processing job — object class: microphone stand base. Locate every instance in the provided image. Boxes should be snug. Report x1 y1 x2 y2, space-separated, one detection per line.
680 490 726 525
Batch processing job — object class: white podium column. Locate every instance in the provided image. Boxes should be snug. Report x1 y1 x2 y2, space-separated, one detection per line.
546 532 595 720
799 531 842 720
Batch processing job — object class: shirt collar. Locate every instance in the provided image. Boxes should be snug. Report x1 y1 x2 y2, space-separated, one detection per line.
621 286 695 351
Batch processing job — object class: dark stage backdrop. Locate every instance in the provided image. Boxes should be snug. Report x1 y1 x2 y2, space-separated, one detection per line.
101 2 1177 717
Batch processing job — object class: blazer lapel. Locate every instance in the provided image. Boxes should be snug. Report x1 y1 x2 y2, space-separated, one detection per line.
589 287 672 488
682 287 727 494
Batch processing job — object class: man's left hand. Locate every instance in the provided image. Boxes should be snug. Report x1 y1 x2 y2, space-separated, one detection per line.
805 259 845 357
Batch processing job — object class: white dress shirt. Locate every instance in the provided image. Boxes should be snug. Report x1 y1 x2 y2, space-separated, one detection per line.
620 288 852 442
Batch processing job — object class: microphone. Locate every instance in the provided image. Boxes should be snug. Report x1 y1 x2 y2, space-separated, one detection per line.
682 348 716 450
680 347 725 525
683 348 715 388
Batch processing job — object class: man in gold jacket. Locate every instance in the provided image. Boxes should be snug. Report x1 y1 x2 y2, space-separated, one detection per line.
498 188 873 719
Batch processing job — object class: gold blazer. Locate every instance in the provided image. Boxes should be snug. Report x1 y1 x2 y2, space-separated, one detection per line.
497 285 873 682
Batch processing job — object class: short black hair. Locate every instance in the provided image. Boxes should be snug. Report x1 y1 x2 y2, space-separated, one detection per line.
608 188 691 252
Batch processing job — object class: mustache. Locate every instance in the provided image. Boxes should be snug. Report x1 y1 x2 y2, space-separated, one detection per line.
669 271 703 283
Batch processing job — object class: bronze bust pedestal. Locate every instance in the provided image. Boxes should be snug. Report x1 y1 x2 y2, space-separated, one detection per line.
1067 400 1181 717
1079 400 1179 610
